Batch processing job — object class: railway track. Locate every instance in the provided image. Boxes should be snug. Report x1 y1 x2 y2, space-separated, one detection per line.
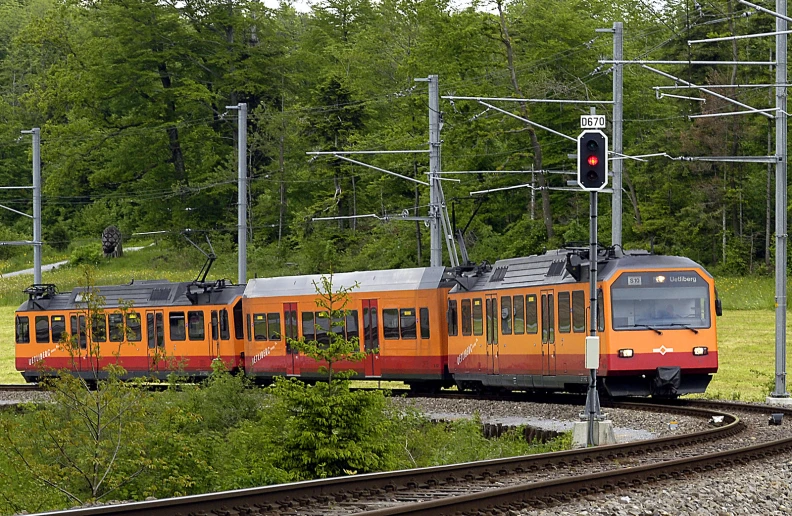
28 398 792 516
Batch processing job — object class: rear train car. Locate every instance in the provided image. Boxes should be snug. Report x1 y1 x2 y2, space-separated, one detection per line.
15 280 245 382
242 267 455 390
446 248 719 397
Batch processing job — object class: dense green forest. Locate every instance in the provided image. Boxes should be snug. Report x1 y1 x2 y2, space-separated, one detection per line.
0 0 783 276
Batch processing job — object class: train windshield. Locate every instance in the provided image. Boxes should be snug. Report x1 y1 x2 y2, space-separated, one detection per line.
610 270 711 330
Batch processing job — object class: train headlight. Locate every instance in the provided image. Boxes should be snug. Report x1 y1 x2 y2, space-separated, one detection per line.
693 346 708 356
618 349 634 358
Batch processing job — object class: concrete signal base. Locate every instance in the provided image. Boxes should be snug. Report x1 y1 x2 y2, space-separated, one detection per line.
572 420 617 448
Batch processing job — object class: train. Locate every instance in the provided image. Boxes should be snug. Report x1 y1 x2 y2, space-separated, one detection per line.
14 246 721 397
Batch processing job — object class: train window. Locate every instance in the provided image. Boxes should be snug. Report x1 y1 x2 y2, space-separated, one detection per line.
35 316 50 343
109 313 124 342
147 313 164 348
346 310 359 340
558 293 571 334
170 312 186 341
284 306 298 341
548 294 555 343
246 314 252 341
383 309 400 340
526 295 538 334
501 296 512 335
315 312 331 345
75 315 87 349
91 314 106 343
485 298 498 344
253 314 268 341
541 295 548 343
233 301 244 340
363 306 379 351
51 315 66 343
127 313 142 341
302 312 315 341
331 316 345 340
419 308 430 339
572 291 585 333
597 289 604 332
513 296 524 334
219 309 230 340
268 313 281 340
447 300 458 336
461 300 472 336
400 309 417 339
472 299 483 336
188 311 205 341
15 316 30 344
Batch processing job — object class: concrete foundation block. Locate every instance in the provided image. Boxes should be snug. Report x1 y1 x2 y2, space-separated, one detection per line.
766 396 792 407
572 420 617 448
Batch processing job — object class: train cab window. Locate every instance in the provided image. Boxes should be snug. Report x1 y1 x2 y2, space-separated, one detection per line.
51 315 66 343
91 314 107 343
233 301 244 340
315 312 330 345
15 316 30 344
346 310 359 340
35 316 50 343
170 312 186 341
501 296 512 335
254 314 268 340
268 313 281 340
461 300 472 336
513 296 524 334
109 313 124 342
572 291 586 333
526 295 538 334
383 308 400 340
127 313 142 341
188 311 205 341
419 308 430 339
558 293 571 334
219 309 230 340
302 312 315 341
400 309 417 339
447 300 458 336
472 299 483 336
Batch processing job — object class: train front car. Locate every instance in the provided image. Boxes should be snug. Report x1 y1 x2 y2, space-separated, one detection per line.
600 252 719 397
14 280 246 382
242 267 454 390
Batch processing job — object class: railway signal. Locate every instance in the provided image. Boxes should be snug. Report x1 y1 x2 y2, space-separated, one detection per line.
577 130 608 191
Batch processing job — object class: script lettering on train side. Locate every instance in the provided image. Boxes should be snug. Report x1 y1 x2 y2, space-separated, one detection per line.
251 345 276 366
456 339 479 366
28 346 58 367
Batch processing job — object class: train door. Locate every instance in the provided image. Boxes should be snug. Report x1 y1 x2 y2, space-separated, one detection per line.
69 312 87 373
283 303 299 375
210 310 220 359
485 295 499 374
145 310 165 372
540 290 556 377
362 299 381 377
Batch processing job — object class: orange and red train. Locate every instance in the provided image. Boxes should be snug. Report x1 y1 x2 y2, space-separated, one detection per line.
14 247 720 397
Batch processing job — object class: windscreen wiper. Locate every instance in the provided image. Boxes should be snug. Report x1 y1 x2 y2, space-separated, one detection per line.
632 324 662 335
670 323 699 334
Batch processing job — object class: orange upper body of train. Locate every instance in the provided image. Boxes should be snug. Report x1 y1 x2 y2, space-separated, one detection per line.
14 247 719 396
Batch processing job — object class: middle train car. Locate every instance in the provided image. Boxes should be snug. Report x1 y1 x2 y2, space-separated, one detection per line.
242 267 456 389
447 248 719 396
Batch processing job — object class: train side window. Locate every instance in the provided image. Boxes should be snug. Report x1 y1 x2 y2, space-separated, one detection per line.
302 312 315 341
35 316 50 343
315 312 330 345
188 311 205 341
400 308 417 339
170 312 186 341
126 313 142 341
331 315 345 340
548 294 555 343
51 315 66 343
472 298 483 336
268 313 281 340
77 316 87 349
219 309 230 340
246 314 252 341
597 289 605 332
558 292 571 334
383 308 400 340
526 295 538 334
147 313 164 348
233 300 244 340
91 314 107 342
447 300 458 337
284 306 298 341
461 299 472 336
501 296 512 335
15 316 30 344
572 291 586 333
419 308 430 339
513 296 524 334
254 314 268 340
109 313 124 342
541 295 548 343
346 310 359 340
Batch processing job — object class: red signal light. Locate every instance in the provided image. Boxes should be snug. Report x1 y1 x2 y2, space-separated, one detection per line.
587 155 599 167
